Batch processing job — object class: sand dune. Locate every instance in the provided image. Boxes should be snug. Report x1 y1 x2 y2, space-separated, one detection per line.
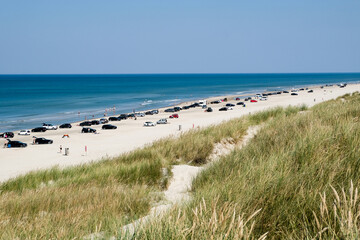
1 84 359 182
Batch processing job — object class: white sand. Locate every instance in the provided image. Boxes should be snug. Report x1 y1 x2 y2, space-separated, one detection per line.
1 84 359 182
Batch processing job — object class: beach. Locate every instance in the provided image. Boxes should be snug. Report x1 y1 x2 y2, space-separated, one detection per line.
1 83 360 182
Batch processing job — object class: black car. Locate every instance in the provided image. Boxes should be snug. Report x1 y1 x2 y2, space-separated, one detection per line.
109 117 121 121
91 120 100 125
0 132 14 138
236 102 245 105
219 107 228 111
174 107 182 112
127 113 136 118
165 108 175 113
79 121 92 126
308 90 314 93
59 123 72 128
226 103 235 107
6 140 27 148
299 88 305 91
34 137 53 144
31 127 47 132
205 107 213 112
102 124 117 130
151 110 159 114
145 111 153 115
210 100 221 104
182 106 190 110
119 114 128 120
291 93 298 96
277 92 282 94
81 127 96 133
283 91 289 93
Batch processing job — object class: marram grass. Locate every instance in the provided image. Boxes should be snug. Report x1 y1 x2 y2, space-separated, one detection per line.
0 105 301 239
135 92 360 239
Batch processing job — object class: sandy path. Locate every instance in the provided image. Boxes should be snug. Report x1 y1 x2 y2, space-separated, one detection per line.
1 84 359 182
120 123 262 237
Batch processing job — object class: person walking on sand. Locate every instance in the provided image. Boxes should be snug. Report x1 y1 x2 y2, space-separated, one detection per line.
59 145 62 154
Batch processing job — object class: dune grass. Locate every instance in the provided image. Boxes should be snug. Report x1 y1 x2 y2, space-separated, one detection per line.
132 92 360 239
0 105 308 239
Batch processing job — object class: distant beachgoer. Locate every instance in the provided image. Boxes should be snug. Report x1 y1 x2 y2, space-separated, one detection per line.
314 98 316 102
60 145 62 153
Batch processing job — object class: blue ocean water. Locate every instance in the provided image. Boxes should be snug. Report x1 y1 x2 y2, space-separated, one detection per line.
0 73 359 132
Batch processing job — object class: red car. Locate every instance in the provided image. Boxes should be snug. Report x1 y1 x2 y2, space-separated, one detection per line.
169 114 179 118
250 99 258 103
235 97 240 100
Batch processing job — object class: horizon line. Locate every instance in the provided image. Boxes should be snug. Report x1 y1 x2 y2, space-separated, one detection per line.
1 72 360 76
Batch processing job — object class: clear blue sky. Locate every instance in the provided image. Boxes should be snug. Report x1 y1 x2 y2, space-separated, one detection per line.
0 0 359 74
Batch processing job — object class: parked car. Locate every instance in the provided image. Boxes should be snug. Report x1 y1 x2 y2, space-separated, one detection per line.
79 121 92 126
226 103 235 107
210 100 221 104
81 127 96 133
6 139 27 148
169 114 179 118
99 118 108 124
109 117 121 121
299 88 305 91
283 90 289 93
308 90 314 93
227 107 234 110
165 108 175 113
219 107 228 111
0 132 15 138
34 137 53 144
291 93 298 96
119 114 128 120
205 107 213 112
31 127 47 132
174 107 182 112
145 111 153 115
42 123 58 130
59 123 72 128
157 118 168 124
18 130 31 135
237 102 245 105
182 105 190 110
135 112 145 117
127 113 136 118
151 110 159 114
235 97 240 100
250 100 258 103
91 120 100 125
102 124 117 130
144 122 156 127
260 97 267 101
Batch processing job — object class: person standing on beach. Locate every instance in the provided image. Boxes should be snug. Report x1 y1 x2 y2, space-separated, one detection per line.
59 145 62 154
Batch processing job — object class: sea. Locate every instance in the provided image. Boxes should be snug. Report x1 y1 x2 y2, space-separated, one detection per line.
0 73 360 132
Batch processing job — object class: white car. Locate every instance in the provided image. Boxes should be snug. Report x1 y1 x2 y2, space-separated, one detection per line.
135 112 145 117
144 122 156 127
260 97 267 101
42 123 58 130
18 130 31 135
157 118 168 124
227 107 233 110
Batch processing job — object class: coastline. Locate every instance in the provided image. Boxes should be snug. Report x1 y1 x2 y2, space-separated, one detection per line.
1 82 359 183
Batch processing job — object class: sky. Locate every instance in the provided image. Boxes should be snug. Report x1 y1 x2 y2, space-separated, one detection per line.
0 0 359 74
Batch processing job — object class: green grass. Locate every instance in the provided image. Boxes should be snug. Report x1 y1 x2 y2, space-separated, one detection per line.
1 105 307 239
133 92 360 239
